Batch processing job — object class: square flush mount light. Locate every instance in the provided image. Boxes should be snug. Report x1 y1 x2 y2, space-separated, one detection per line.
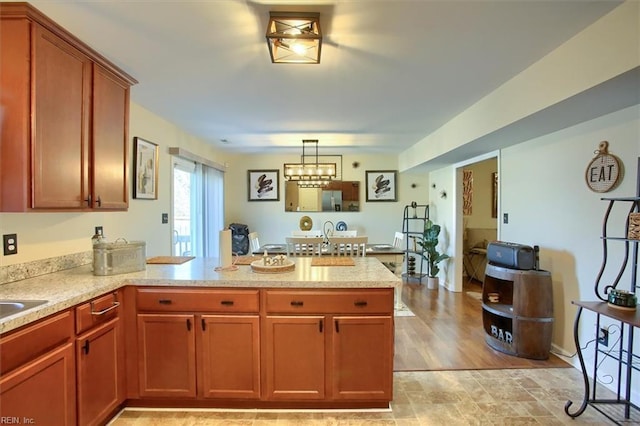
266 12 322 64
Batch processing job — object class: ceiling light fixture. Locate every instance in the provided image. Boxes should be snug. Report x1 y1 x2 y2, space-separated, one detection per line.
266 12 322 64
284 140 336 185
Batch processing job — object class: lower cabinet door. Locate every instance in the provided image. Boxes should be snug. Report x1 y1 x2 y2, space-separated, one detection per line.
264 315 326 400
0 342 76 425
76 317 124 425
137 314 196 398
199 314 260 399
331 316 393 400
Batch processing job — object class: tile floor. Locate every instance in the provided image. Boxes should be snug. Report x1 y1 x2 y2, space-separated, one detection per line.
109 367 625 425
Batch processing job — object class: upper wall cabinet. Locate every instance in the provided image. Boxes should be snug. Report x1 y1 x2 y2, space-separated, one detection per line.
0 3 137 212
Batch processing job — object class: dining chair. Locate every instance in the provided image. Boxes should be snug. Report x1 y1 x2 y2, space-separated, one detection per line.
328 236 368 257
285 237 324 256
384 231 405 275
330 230 357 237
248 232 261 253
291 230 323 237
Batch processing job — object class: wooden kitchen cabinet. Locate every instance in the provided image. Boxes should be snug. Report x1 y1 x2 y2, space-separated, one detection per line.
135 288 261 400
264 315 326 400
341 181 359 201
0 343 76 425
0 311 76 425
137 313 197 398
0 3 136 212
32 24 92 209
263 289 394 403
127 285 393 408
199 315 261 399
91 64 131 210
331 316 393 400
76 291 125 425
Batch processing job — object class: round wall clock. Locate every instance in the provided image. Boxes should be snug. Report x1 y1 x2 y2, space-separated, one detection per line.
585 141 623 193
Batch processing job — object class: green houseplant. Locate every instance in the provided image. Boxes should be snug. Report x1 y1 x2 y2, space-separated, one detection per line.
416 219 450 288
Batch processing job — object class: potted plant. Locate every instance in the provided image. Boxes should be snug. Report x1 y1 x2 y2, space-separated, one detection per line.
417 219 450 289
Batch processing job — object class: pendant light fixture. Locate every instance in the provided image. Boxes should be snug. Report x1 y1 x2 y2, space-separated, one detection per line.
284 140 336 186
266 12 322 64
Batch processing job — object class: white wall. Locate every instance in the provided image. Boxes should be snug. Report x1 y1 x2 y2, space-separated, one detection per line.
500 105 639 353
427 166 456 289
429 105 639 401
224 153 429 245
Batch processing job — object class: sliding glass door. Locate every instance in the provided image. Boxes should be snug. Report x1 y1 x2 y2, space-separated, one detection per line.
172 157 224 257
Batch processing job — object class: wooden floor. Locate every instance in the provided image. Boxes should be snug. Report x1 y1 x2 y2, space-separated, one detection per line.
394 279 571 371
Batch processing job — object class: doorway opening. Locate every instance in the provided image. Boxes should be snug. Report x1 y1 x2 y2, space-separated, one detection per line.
452 153 499 292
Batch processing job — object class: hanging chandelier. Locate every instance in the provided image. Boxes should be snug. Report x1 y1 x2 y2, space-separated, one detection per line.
266 12 322 64
284 140 336 184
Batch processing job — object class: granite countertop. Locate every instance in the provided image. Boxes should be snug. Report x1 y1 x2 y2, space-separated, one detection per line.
0 257 399 334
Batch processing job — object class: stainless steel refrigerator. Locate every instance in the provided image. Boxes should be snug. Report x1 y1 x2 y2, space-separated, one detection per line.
322 190 343 212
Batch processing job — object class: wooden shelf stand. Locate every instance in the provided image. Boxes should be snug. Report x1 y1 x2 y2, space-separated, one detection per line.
481 263 553 359
401 204 429 283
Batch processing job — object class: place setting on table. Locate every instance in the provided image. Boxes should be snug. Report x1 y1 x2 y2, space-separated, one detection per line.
367 243 397 252
251 244 287 255
252 242 402 255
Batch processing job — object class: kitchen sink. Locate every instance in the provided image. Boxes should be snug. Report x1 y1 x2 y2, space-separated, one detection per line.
0 300 48 319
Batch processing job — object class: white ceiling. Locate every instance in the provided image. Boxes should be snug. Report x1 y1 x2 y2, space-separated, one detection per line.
24 0 623 155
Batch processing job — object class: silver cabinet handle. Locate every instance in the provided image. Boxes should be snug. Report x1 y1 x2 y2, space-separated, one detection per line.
91 293 120 316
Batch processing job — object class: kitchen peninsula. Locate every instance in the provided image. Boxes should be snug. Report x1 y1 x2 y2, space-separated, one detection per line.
1 257 398 424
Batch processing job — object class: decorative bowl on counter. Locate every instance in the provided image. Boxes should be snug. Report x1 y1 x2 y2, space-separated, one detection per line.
607 289 637 310
251 259 295 274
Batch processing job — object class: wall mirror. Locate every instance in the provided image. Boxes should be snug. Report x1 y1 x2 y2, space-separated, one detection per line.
285 181 360 212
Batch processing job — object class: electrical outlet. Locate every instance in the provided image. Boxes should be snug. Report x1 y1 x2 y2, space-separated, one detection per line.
3 234 18 255
503 213 509 224
95 226 103 236
598 327 609 346
162 213 168 224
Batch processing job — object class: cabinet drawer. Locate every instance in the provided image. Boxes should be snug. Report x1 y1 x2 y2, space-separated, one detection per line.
264 289 393 314
0 310 74 375
136 288 259 313
75 291 120 334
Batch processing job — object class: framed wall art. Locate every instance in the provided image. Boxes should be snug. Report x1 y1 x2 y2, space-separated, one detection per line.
463 169 473 215
248 170 280 201
366 170 397 202
133 137 158 200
